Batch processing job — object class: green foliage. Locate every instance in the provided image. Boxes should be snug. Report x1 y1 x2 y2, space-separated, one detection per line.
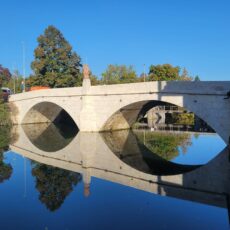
90 74 100 85
135 131 192 161
0 156 12 183
148 64 193 81
0 126 13 183
180 68 193 81
76 71 100 86
0 126 10 153
100 64 196 83
32 163 82 211
0 64 11 87
5 70 24 93
148 64 180 81
0 96 13 183
138 73 148 82
172 113 195 125
30 25 82 88
0 97 12 126
194 75 201 81
102 64 138 84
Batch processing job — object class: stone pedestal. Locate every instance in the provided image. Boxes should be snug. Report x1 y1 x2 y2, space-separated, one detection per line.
79 78 98 131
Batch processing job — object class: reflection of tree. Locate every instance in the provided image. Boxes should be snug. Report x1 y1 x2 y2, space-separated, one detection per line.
194 133 200 139
32 163 82 212
0 153 12 183
135 131 192 161
0 126 13 183
102 130 200 176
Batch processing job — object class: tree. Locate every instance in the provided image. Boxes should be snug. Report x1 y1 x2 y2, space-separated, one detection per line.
148 64 180 81
102 65 138 84
30 25 82 88
180 67 193 81
0 65 11 87
138 73 146 82
6 70 24 93
148 64 194 81
194 75 200 81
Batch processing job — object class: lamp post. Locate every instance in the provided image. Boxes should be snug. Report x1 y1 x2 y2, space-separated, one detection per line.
22 42 26 92
144 64 146 82
13 70 16 94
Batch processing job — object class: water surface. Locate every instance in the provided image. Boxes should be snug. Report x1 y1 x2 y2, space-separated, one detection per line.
0 124 228 230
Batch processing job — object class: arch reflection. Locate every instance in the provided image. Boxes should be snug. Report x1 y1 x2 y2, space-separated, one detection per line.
22 123 78 152
10 124 230 212
101 130 201 175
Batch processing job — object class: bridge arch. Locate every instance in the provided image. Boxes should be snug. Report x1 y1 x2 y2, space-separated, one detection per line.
101 98 217 135
22 101 79 129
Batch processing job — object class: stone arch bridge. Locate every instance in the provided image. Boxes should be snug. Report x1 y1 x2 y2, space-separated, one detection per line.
9 80 230 143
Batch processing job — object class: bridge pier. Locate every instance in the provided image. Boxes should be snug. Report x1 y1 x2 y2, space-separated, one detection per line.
79 78 98 131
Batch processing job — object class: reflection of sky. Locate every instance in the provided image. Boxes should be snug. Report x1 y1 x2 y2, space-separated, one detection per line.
0 152 229 230
172 134 226 165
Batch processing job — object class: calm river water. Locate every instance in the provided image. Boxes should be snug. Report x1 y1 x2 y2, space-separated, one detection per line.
0 123 229 230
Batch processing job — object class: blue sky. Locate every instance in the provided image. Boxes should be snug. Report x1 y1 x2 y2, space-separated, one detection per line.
0 0 229 80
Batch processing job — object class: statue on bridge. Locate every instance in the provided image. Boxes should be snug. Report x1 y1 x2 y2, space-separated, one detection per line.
83 64 90 79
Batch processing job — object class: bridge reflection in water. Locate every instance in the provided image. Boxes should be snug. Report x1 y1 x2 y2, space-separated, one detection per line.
10 124 230 214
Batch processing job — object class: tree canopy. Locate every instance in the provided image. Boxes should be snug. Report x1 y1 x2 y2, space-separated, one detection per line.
148 64 193 81
0 65 11 87
30 25 82 88
101 65 138 84
5 70 24 93
194 75 201 81
148 64 180 81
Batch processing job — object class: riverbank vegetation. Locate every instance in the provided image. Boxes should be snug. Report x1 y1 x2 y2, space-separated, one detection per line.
171 113 195 125
0 124 13 183
0 95 12 126
135 131 192 161
0 66 13 181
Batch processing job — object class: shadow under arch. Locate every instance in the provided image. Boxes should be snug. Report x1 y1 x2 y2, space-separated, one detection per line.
22 101 79 128
102 99 217 136
21 101 79 152
101 130 202 176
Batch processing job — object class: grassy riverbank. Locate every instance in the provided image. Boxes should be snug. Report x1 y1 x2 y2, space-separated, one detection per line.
0 97 12 126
